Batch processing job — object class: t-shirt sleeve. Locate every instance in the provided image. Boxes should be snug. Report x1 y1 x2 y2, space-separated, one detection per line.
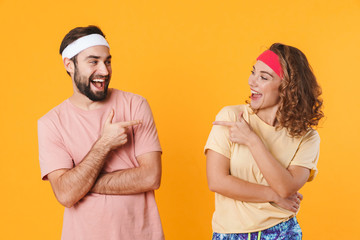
290 130 320 181
133 98 162 157
204 107 234 159
38 117 73 180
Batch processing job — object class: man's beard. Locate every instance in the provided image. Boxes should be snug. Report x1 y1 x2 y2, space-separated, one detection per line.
73 67 110 101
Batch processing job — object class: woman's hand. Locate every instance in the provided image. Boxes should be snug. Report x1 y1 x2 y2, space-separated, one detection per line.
274 192 303 213
213 112 256 146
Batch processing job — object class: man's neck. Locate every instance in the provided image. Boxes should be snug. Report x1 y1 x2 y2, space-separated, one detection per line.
69 89 112 111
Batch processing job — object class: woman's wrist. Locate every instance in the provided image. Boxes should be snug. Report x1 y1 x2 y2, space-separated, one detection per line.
246 131 261 148
264 186 278 203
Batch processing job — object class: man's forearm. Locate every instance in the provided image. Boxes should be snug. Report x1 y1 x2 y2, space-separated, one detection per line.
91 151 162 195
48 139 111 207
91 168 159 195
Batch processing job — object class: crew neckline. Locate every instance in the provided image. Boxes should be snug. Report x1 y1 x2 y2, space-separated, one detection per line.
247 106 278 130
66 88 115 114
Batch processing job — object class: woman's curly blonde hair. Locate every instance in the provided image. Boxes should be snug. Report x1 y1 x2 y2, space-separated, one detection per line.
265 43 323 137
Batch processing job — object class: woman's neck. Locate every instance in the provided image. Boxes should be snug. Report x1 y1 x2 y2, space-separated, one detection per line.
256 106 279 126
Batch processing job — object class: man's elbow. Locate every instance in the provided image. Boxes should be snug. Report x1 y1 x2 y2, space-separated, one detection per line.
61 201 75 208
152 174 161 190
55 193 78 208
146 172 161 191
151 178 161 190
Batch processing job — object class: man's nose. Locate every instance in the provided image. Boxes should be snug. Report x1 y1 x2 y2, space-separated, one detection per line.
98 62 109 75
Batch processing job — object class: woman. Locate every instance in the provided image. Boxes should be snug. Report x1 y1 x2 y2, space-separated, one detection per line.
205 43 323 240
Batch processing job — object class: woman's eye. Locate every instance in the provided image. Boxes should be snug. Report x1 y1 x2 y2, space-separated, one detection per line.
260 76 268 80
251 70 254 74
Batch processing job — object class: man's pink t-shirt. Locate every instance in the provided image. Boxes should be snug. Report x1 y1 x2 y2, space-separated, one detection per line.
38 89 164 240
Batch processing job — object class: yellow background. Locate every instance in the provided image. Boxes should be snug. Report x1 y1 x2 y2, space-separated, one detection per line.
0 0 359 239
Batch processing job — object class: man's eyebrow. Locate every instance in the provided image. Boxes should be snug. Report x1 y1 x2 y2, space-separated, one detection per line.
85 55 112 59
86 55 100 59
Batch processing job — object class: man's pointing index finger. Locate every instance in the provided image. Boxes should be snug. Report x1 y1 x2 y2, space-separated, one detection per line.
120 120 142 128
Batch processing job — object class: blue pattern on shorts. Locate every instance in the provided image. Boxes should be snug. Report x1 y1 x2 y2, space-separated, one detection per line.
212 217 302 240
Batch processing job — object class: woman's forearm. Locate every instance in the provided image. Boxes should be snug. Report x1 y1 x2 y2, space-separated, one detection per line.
247 134 310 198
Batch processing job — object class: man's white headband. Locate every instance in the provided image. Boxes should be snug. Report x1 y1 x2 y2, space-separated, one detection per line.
61 34 110 60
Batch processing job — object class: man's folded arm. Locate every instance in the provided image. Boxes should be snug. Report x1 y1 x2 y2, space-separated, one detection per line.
91 151 162 195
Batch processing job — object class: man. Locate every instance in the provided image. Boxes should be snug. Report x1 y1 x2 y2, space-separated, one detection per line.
38 26 164 240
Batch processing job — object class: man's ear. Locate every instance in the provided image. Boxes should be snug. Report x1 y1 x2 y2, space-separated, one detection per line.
63 58 75 75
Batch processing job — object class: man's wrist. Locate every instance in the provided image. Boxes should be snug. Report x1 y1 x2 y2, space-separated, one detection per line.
94 137 112 154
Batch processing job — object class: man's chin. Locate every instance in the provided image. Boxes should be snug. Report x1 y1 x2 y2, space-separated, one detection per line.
86 90 108 101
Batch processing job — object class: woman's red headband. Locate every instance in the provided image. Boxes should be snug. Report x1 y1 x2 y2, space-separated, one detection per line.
256 50 283 78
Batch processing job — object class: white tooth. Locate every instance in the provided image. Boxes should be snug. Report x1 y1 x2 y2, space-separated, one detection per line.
251 90 260 94
93 79 105 82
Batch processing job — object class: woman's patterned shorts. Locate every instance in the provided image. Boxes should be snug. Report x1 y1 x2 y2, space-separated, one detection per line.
212 217 302 240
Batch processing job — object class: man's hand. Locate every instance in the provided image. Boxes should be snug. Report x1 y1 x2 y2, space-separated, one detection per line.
213 112 255 146
99 109 142 150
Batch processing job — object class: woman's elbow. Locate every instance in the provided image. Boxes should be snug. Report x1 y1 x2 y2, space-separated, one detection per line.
208 184 217 193
277 186 297 199
207 178 220 192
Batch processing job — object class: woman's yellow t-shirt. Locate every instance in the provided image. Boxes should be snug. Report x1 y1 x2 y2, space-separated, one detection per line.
204 104 320 233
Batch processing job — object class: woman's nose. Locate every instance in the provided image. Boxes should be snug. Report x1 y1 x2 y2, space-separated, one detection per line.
248 75 257 87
